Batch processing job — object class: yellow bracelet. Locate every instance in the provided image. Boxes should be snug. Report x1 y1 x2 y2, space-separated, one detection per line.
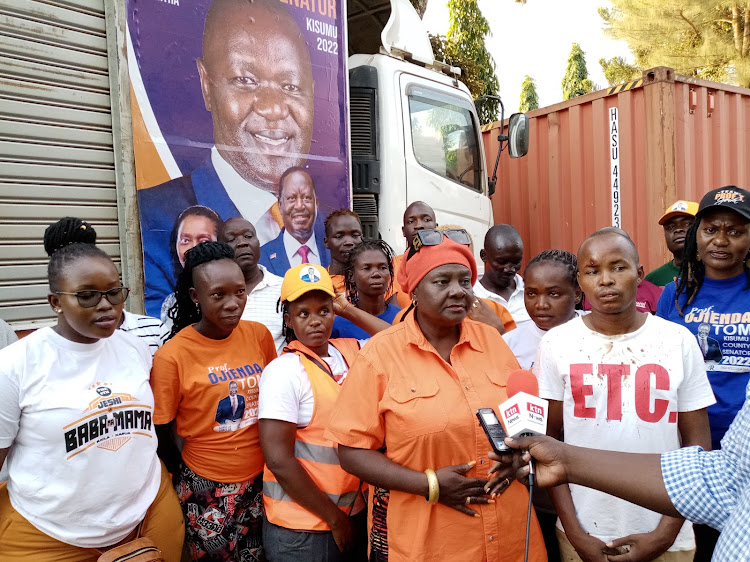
424 468 439 503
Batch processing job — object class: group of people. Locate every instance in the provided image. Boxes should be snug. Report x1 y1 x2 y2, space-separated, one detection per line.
2 185 750 561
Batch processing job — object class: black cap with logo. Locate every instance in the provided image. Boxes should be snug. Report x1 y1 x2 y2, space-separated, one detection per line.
696 185 750 222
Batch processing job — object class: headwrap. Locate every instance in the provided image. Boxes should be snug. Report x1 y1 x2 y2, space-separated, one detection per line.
396 237 477 296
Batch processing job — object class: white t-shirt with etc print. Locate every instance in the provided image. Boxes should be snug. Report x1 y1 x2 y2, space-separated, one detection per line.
535 314 716 551
0 328 161 548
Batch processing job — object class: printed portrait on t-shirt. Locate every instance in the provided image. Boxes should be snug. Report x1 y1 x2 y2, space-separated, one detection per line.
696 322 723 367
214 381 245 431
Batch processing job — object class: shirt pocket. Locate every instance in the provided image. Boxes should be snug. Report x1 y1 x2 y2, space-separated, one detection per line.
483 369 509 400
386 375 448 438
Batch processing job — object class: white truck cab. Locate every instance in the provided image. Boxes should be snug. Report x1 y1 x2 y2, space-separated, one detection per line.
347 0 493 263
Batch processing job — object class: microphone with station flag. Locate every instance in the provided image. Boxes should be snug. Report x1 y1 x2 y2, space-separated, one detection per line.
498 369 548 562
499 369 548 443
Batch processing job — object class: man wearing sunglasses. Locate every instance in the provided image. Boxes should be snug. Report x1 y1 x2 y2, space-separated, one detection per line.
473 224 531 325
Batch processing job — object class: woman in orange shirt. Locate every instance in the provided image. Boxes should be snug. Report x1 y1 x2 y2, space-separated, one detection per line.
327 230 546 561
152 241 277 562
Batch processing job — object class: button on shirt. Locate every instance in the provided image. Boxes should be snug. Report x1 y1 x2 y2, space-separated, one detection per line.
241 265 285 355
473 274 530 325
326 315 546 562
283 229 321 267
662 381 750 559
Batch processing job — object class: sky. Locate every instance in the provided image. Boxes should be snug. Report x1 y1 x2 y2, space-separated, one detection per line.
422 0 635 113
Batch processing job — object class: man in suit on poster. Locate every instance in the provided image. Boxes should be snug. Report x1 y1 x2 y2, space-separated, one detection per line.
260 168 330 276
137 0 315 316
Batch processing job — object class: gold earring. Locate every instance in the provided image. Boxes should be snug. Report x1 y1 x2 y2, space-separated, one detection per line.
411 295 417 307
696 252 702 261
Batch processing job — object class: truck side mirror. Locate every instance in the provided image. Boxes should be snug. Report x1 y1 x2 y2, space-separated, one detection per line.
507 113 529 158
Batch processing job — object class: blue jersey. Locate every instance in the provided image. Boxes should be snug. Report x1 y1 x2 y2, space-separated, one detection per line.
657 273 750 447
331 303 401 340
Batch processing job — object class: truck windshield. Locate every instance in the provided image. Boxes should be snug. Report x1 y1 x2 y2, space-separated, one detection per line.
408 88 481 192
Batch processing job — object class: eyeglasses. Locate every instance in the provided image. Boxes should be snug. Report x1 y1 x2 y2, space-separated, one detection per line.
55 287 130 308
409 229 471 258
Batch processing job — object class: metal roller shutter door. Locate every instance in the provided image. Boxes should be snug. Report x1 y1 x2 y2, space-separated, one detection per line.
0 0 121 329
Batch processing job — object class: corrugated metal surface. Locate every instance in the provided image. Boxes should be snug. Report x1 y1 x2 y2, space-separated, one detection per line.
0 0 120 328
483 67 750 274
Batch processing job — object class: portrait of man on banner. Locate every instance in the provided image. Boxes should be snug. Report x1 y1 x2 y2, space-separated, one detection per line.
128 0 349 317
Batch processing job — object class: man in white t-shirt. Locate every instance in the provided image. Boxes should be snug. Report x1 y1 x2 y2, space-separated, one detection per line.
473 224 530 325
220 217 285 354
536 229 715 561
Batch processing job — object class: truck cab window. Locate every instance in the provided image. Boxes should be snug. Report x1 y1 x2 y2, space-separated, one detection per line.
408 90 481 192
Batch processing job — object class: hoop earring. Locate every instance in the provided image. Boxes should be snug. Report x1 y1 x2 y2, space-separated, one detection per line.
195 302 200 311
411 294 417 307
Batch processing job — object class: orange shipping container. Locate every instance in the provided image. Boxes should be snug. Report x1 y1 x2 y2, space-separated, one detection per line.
482 66 750 274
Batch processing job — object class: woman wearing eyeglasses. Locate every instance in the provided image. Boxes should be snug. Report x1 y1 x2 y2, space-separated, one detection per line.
327 230 546 561
0 217 184 561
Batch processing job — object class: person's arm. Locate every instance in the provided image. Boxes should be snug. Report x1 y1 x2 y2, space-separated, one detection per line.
491 436 681 518
338 446 492 517
333 294 391 336
155 422 182 476
259 419 355 552
544 401 616 561
606 409 710 560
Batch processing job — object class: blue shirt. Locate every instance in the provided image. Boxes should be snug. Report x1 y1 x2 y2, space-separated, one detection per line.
662 381 750 560
331 304 400 340
657 273 750 446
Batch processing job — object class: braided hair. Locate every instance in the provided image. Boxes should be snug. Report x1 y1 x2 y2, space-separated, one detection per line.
169 205 223 283
344 239 395 305
44 217 110 291
674 219 750 316
278 300 296 344
166 241 235 340
524 249 579 288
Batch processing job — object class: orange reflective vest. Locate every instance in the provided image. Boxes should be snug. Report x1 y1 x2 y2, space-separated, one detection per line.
262 338 365 531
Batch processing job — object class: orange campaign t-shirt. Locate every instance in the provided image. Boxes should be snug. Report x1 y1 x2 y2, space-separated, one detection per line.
326 314 546 562
392 298 517 333
151 321 277 483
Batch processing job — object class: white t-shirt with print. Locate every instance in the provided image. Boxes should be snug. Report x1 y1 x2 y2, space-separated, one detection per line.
535 314 716 551
0 328 161 548
259 344 348 427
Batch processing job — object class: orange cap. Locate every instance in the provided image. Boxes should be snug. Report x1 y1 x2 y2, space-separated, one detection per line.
281 264 335 302
658 200 699 225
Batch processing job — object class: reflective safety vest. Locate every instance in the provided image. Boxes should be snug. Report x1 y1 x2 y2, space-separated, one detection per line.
262 339 365 531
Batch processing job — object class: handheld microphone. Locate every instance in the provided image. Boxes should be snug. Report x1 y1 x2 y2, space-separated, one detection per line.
499 369 548 440
499 369 546 562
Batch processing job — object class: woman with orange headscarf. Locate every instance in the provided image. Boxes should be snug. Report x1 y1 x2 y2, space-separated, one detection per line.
326 230 546 561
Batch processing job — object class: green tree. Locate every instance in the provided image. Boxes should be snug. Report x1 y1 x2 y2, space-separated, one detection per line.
409 0 429 18
600 1 750 87
446 0 500 123
599 56 641 85
562 43 596 99
519 75 539 111
429 34 484 99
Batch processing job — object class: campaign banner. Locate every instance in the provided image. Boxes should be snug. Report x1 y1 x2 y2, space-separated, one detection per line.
127 0 350 318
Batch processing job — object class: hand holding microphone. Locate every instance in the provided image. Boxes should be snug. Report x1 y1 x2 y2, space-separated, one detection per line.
485 369 548 492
